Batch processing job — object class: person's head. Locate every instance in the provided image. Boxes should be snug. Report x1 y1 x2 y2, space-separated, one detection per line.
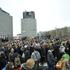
10 48 14 53
26 58 35 69
0 51 5 58
48 49 52 53
14 57 21 68
6 62 13 70
48 50 52 54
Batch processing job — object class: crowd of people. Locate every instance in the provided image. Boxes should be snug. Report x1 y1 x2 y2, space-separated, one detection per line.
0 37 70 70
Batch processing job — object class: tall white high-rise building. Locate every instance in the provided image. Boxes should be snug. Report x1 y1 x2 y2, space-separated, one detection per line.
0 8 13 39
21 11 37 37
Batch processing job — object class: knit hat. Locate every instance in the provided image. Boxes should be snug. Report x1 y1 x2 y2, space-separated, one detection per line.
48 50 52 53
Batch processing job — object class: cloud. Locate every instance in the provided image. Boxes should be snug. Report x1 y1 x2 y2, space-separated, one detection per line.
0 0 70 36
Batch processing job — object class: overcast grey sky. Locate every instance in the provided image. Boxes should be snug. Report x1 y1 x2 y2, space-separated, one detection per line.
0 0 70 36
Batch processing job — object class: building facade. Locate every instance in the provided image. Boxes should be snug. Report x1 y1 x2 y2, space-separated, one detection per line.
37 27 70 40
47 27 70 40
21 11 37 38
0 8 13 39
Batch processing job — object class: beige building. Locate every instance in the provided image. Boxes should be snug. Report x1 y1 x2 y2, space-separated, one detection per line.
21 11 37 38
38 27 70 40
48 27 70 40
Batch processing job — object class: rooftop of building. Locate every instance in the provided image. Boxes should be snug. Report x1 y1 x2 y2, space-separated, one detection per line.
23 11 35 19
0 8 10 15
23 11 35 13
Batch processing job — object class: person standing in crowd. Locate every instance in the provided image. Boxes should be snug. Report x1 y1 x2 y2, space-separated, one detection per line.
42 41 49 62
59 43 65 60
31 48 41 70
21 50 25 63
24 47 31 62
66 58 70 70
9 48 15 63
47 50 55 70
40 44 46 64
65 40 70 56
14 57 22 70
0 51 7 70
52 42 60 63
